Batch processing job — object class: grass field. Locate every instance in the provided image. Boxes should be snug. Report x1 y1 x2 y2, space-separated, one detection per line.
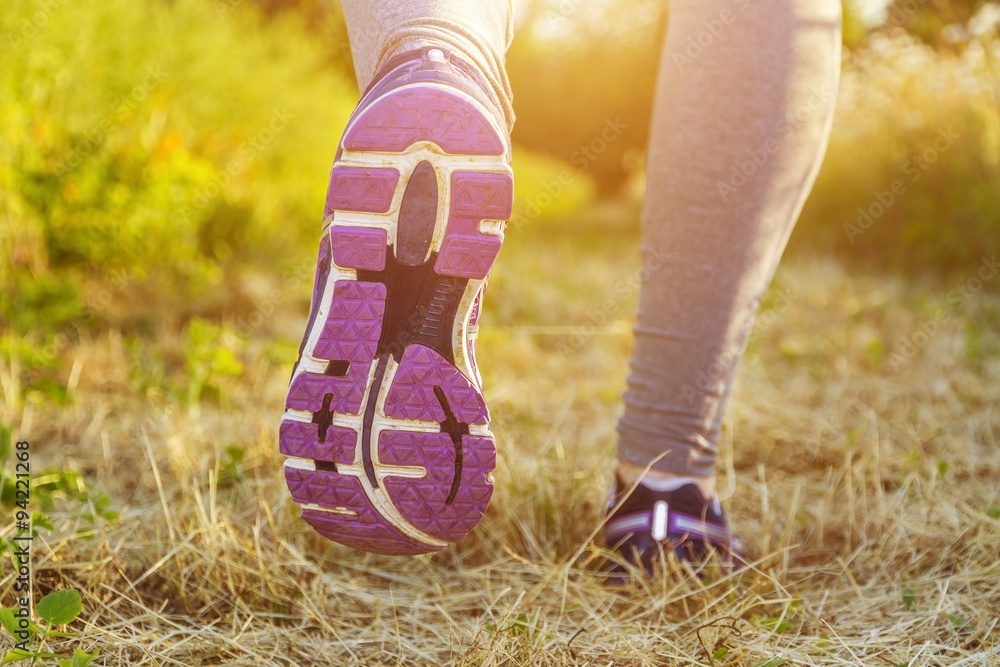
4 207 999 666
3 1 1000 663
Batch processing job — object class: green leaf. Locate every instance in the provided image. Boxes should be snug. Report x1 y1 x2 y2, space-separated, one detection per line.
57 648 100 667
0 424 11 463
35 590 82 626
758 617 796 634
77 648 100 667
1 649 33 664
31 512 54 533
947 613 975 633
2 650 60 664
988 506 1000 520
42 630 78 638
902 587 917 611
0 608 35 645
750 660 791 667
712 645 728 660
0 608 21 640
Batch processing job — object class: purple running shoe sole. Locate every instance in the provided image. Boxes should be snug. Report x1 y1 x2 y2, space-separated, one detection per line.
281 79 511 555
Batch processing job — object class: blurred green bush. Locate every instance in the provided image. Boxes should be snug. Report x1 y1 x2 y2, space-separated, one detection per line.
793 31 1000 274
0 0 596 335
1 0 356 334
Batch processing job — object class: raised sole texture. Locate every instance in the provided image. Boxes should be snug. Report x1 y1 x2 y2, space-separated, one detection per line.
281 82 511 554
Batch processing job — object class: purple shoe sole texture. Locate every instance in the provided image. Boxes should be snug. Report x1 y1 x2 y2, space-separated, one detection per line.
343 88 505 156
383 345 489 423
380 432 496 543
325 167 398 217
280 80 510 555
330 226 387 271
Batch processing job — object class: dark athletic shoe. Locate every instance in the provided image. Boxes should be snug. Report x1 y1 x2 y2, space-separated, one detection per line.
280 48 512 555
603 474 741 581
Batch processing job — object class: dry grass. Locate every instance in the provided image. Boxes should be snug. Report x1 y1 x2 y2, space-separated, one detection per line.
3 213 1000 666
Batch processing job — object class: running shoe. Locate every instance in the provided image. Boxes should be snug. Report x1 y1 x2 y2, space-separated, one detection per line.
603 474 741 581
279 47 512 555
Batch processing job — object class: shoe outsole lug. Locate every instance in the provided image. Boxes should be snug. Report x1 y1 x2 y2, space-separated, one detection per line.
278 421 355 465
325 167 399 215
434 171 512 280
330 227 387 271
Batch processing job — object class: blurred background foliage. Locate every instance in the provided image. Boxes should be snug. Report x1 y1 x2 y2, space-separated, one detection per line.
1 0 999 397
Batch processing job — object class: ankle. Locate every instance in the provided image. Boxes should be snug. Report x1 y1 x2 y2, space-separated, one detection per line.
616 458 717 499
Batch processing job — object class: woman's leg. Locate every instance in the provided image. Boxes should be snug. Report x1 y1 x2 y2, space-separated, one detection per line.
339 0 515 130
616 0 841 492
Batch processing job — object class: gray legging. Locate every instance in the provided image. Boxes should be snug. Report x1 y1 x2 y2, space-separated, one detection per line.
339 0 841 477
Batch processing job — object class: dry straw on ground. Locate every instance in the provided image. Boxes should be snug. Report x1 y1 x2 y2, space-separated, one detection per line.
2 226 999 665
